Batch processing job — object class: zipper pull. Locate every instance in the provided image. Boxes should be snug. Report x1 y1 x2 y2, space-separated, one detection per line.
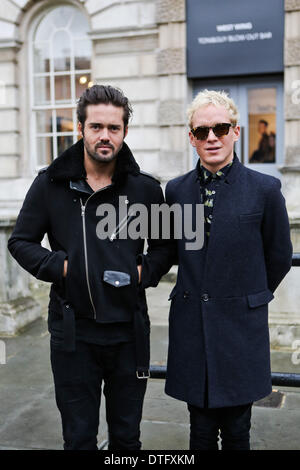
109 209 133 242
80 199 86 217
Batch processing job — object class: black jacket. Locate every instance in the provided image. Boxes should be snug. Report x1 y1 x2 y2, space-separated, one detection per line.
8 139 170 373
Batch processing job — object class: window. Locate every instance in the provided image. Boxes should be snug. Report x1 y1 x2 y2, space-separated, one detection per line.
30 5 92 168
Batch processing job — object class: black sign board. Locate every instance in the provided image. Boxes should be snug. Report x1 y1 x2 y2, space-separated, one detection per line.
186 0 284 78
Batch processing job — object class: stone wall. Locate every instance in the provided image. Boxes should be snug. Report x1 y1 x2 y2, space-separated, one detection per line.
0 0 22 179
156 0 188 182
0 218 41 335
282 0 300 217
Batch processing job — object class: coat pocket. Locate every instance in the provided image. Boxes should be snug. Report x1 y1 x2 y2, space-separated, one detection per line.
103 270 131 287
247 289 274 308
239 212 263 224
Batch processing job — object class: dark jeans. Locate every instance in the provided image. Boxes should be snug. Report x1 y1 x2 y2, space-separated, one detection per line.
188 403 252 450
50 338 147 450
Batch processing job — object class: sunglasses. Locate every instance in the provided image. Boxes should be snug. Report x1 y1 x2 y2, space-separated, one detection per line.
191 123 233 140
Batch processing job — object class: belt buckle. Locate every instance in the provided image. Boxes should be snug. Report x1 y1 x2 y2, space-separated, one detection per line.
136 370 150 379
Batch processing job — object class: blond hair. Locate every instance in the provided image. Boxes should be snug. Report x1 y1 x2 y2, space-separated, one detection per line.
187 89 240 128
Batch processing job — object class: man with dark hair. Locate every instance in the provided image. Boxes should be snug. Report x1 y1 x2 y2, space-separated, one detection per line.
77 84 132 130
250 119 275 163
8 84 168 450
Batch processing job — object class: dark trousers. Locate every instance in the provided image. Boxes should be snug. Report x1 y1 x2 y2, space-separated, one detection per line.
188 403 252 450
50 339 147 450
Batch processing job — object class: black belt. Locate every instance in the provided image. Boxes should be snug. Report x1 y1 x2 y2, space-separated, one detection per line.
133 290 150 379
59 298 76 352
59 294 150 379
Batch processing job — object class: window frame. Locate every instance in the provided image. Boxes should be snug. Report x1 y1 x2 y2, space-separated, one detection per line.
28 3 92 171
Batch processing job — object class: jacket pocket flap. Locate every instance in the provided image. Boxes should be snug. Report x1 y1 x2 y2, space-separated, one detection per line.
103 270 131 287
247 289 274 308
168 285 177 300
239 212 263 223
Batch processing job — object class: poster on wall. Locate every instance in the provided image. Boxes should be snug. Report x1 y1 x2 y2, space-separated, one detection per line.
186 0 284 78
248 88 277 164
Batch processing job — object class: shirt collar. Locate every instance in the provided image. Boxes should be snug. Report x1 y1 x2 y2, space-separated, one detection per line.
197 155 236 185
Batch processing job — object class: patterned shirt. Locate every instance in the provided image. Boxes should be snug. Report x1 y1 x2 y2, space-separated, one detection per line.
196 157 235 242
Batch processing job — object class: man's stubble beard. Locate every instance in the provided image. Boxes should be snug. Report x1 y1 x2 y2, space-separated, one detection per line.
83 135 124 165
84 140 116 164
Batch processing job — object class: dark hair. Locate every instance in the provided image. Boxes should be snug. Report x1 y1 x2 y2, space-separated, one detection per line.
259 119 268 126
77 84 133 129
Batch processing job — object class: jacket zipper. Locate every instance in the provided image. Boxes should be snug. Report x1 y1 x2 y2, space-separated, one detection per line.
79 185 112 320
80 200 97 319
109 209 134 241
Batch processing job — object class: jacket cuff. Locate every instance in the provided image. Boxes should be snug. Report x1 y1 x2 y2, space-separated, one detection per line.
36 250 67 285
136 253 151 290
52 250 68 285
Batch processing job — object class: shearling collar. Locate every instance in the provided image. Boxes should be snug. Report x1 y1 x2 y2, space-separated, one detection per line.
46 138 140 183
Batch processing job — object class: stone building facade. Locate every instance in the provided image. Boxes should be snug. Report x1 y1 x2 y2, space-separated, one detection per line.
0 0 299 343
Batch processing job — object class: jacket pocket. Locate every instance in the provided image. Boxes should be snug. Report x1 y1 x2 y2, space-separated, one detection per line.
247 289 274 308
100 268 138 322
239 212 263 224
103 270 131 287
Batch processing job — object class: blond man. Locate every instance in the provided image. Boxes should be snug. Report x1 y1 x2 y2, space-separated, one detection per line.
164 90 292 450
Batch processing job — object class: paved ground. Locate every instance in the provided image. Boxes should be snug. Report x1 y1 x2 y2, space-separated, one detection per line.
0 281 299 451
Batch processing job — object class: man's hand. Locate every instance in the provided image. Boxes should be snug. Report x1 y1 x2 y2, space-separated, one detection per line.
63 259 68 278
137 265 142 284
63 259 140 281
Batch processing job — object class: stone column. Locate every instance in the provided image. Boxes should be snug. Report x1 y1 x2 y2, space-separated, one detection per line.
0 0 24 179
0 218 41 336
156 0 188 185
0 44 21 178
282 0 300 230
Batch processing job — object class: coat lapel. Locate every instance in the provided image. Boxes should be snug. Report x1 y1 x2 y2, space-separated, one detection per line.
203 158 245 260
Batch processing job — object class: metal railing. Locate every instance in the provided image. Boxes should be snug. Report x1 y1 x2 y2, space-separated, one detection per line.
149 253 300 387
292 252 300 266
149 366 300 387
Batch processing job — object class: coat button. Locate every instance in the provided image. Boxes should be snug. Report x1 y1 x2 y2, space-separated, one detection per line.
183 291 189 299
201 294 209 302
